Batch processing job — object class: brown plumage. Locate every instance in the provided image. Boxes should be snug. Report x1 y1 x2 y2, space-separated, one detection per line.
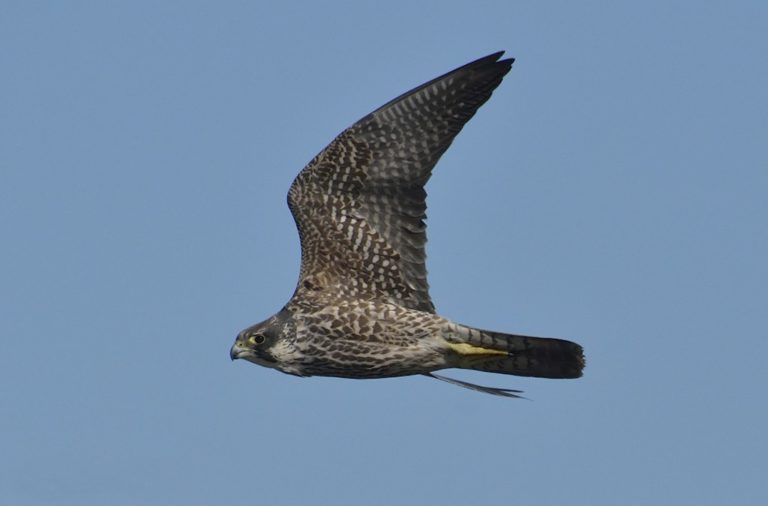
230 52 584 397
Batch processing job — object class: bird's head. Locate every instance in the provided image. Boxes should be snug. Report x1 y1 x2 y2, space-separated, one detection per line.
230 317 282 368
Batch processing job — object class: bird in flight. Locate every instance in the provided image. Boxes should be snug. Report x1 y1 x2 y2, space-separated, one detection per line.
230 51 584 397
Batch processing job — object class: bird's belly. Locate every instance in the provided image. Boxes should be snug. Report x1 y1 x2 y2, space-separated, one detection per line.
285 338 448 379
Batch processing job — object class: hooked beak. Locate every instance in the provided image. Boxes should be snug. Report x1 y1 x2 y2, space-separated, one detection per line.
230 341 245 361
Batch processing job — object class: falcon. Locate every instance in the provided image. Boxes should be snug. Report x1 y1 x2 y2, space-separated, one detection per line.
230 52 584 397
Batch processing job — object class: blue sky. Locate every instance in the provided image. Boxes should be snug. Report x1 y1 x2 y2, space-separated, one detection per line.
2 1 766 505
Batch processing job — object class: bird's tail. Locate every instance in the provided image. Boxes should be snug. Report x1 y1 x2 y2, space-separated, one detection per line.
444 323 585 379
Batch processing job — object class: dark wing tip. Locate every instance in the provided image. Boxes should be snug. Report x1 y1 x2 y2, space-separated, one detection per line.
425 373 528 399
460 50 514 76
465 50 514 68
370 51 515 116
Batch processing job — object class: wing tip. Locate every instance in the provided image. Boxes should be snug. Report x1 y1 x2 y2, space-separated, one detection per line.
464 50 515 72
425 372 528 399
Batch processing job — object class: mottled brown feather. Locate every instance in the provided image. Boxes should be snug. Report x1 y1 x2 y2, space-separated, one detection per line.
287 52 513 313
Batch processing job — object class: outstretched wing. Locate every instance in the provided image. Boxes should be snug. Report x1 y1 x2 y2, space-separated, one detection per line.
287 52 513 313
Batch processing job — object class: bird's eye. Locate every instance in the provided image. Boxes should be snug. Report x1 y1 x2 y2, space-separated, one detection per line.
248 333 265 345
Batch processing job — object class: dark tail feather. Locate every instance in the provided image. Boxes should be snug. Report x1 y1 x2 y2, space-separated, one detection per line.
453 326 585 379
